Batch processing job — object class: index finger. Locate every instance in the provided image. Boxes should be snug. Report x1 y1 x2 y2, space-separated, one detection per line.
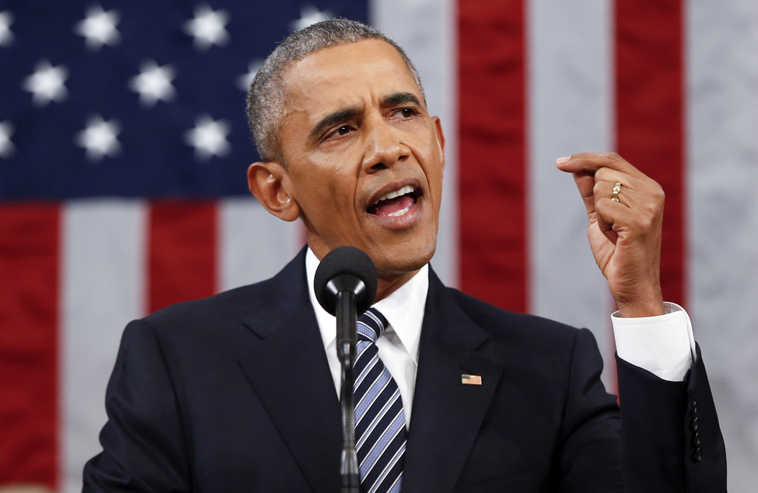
571 171 596 216
556 152 642 177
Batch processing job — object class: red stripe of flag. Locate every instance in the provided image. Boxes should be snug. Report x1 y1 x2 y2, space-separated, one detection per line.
148 201 217 313
0 204 60 489
615 0 686 305
458 0 528 312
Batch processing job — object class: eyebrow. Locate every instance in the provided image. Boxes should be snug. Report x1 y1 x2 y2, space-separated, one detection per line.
308 92 424 141
309 107 361 141
381 92 422 108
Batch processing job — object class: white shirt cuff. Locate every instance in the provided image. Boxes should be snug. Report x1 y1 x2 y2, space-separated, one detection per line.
611 302 696 382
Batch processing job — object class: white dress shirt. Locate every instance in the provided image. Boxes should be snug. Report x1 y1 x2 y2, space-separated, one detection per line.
307 248 427 428
305 248 696 428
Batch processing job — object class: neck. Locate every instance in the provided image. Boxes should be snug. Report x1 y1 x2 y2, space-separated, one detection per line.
306 239 421 303
375 269 419 302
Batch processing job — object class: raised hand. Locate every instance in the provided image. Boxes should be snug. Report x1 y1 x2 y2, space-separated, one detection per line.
557 152 665 318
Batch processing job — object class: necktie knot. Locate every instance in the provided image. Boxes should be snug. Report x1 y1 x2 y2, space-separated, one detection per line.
356 307 388 344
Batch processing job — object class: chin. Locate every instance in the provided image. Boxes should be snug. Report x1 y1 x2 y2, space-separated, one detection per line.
374 237 436 277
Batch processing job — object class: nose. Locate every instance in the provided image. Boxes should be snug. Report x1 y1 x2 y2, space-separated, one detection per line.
361 117 409 173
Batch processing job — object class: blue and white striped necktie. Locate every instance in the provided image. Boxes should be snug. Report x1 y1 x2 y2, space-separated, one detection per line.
353 307 406 493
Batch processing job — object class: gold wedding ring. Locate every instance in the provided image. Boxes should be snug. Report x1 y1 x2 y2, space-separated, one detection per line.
611 182 622 203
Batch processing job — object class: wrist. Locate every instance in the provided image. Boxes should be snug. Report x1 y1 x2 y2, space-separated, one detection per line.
617 299 665 318
612 276 664 318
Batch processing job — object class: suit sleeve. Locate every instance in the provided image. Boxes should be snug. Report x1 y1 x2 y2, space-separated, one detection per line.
556 328 624 493
617 344 727 493
82 319 191 492
556 330 726 493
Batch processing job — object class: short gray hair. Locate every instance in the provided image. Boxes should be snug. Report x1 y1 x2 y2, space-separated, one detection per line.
245 18 424 162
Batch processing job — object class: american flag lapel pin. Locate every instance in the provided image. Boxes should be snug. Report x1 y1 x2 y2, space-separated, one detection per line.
461 373 483 386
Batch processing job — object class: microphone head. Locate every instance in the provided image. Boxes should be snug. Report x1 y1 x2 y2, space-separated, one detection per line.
314 246 377 316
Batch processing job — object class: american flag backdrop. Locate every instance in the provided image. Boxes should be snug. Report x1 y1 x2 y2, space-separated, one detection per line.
1 0 757 491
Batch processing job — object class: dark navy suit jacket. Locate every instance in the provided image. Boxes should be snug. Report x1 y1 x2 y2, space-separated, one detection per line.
83 249 726 492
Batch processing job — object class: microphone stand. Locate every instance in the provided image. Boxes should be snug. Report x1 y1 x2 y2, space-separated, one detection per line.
315 248 376 493
336 288 360 493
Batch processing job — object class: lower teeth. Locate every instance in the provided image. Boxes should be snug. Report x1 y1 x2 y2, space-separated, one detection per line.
388 205 411 217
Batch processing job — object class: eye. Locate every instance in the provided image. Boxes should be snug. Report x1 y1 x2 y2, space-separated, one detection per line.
393 107 419 119
324 125 354 141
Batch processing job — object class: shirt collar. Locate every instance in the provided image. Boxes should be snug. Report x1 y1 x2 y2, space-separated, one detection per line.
306 247 428 363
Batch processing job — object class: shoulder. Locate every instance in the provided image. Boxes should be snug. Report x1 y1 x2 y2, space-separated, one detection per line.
441 285 598 365
121 274 285 354
446 286 581 342
145 277 274 328
138 249 307 338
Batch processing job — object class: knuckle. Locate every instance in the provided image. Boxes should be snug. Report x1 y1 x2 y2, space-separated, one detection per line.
654 183 666 201
637 212 654 231
642 216 653 230
605 151 621 160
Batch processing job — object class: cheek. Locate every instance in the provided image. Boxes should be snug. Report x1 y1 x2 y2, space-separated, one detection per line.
409 128 444 202
293 163 359 225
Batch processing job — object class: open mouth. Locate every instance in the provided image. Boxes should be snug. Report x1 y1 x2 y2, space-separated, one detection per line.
366 184 423 217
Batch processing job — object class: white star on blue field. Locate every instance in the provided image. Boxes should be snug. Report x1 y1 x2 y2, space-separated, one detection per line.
0 2 369 199
75 6 120 49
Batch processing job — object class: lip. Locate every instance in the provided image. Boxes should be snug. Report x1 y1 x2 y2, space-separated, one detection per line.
367 193 423 230
362 178 424 231
364 178 423 211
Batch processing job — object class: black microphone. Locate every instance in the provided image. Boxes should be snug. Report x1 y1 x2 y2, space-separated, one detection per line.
314 246 377 493
314 246 377 316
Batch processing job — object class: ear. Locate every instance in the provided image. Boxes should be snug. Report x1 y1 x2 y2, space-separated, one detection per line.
247 161 300 222
433 116 446 163
433 117 446 152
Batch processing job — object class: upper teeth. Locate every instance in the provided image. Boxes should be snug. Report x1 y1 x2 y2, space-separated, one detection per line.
376 185 414 204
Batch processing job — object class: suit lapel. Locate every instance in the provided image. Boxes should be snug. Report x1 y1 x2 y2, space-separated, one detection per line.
237 249 341 493
404 270 504 493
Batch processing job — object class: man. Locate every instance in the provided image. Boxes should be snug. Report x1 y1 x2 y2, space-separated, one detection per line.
84 19 726 492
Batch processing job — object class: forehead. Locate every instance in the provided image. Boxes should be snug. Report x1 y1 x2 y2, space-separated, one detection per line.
281 39 422 115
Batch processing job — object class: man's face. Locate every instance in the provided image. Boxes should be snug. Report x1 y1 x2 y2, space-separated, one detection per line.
277 39 445 278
